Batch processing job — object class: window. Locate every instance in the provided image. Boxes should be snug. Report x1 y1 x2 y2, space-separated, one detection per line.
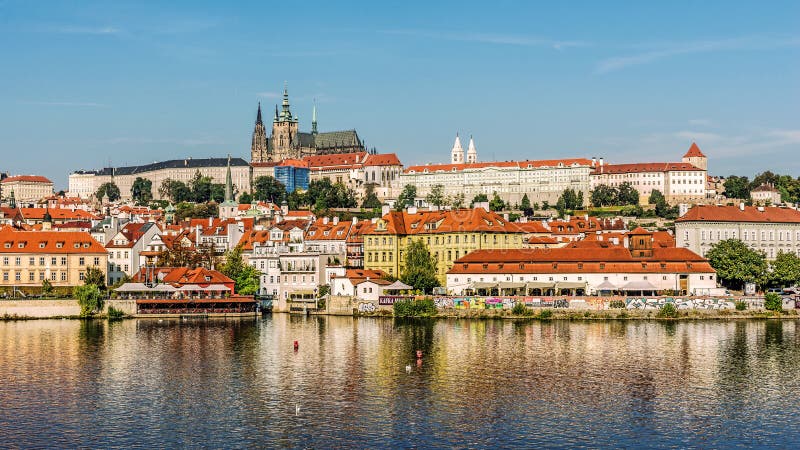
29 257 35 265
94 257 100 266
61 272 67 281
15 272 21 281
51 257 56 265
15 257 20 266
2 272 7 281
39 272 44 281
79 257 85 266
51 272 56 281
39 257 45 266
29 272 35 281
2 257 6 265
61 257 67 265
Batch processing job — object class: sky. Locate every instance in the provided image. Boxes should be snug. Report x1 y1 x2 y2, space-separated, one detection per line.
1 0 799 189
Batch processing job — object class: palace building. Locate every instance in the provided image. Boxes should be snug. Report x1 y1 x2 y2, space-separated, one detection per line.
250 85 365 163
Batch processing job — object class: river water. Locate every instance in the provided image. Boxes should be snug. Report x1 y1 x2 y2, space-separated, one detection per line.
1 316 799 448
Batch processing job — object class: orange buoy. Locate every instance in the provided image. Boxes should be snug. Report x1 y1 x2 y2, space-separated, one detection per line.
293 340 299 350
416 350 423 358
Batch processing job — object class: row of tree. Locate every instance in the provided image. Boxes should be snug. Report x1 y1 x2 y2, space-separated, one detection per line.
724 171 800 202
707 239 800 290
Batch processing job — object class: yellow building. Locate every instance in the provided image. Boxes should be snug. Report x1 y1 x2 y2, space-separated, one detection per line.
0 227 108 289
363 208 525 284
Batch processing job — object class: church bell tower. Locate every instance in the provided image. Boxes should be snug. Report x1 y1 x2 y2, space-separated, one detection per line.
251 102 268 163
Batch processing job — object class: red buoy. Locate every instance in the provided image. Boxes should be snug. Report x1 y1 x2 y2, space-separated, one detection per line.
416 350 423 359
293 340 299 351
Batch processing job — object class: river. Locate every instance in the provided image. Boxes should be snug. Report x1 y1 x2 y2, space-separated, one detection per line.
1 316 799 448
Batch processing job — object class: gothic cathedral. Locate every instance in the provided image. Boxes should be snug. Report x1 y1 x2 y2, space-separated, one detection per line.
250 85 365 163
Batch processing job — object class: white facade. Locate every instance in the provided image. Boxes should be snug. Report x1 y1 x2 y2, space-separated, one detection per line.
400 159 593 206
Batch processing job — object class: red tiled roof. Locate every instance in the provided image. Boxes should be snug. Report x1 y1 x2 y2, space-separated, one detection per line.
0 228 106 254
677 205 800 223
1 175 52 184
364 153 402 166
304 152 368 169
278 158 309 168
448 247 713 274
366 208 524 235
404 158 592 174
593 162 702 175
305 219 352 241
683 142 706 158
19 208 100 221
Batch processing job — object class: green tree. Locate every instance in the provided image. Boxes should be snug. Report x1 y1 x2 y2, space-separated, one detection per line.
41 279 53 297
426 184 446 208
449 192 465 209
131 177 153 205
210 183 226 203
189 170 213 203
769 251 800 287
95 182 121 202
590 184 618 207
706 239 768 289
74 284 103 317
555 195 566 217
764 292 782 312
253 175 286 202
238 191 253 205
520 193 531 210
489 192 506 211
617 182 639 206
219 246 260 295
395 184 417 211
724 175 751 199
160 178 191 203
400 239 440 294
84 266 106 290
648 189 666 206
287 190 305 210
470 193 489 207
361 183 382 209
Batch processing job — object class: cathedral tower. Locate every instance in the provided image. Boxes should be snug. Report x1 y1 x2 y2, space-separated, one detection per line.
271 84 300 161
466 135 478 164
251 102 268 163
450 133 464 164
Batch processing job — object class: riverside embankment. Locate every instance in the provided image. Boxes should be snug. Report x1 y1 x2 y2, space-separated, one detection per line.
0 299 137 319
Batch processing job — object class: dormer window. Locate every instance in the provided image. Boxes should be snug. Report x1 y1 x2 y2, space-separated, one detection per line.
4 243 11 248
205 276 211 281
39 242 46 248
18 242 25 248
56 242 64 248
74 243 80 248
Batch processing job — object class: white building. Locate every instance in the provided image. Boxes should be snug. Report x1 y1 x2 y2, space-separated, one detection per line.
400 136 593 206
69 157 251 201
750 183 782 205
1 175 54 203
250 247 325 312
105 222 161 284
675 204 800 259
447 229 717 296
590 143 708 205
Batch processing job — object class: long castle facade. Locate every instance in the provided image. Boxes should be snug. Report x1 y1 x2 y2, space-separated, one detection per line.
251 86 365 163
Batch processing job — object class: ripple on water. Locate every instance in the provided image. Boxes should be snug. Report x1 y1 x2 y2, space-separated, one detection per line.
0 317 799 448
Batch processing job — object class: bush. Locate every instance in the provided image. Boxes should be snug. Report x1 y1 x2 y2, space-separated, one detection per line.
74 284 103 317
609 300 626 309
657 303 678 318
393 298 437 317
512 302 532 316
764 292 782 312
735 300 747 311
538 309 553 319
107 306 125 320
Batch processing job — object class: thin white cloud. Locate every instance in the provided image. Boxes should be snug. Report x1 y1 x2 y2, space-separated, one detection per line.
19 101 106 107
51 25 120 35
596 35 800 73
674 131 723 142
688 119 713 127
381 29 590 50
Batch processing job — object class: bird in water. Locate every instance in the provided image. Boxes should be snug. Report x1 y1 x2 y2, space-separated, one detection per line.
295 404 300 416
405 365 412 373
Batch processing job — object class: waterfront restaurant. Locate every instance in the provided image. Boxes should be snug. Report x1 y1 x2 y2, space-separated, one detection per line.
446 228 717 297
115 267 257 316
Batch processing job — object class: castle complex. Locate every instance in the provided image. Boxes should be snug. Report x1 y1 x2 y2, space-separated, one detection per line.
250 85 365 163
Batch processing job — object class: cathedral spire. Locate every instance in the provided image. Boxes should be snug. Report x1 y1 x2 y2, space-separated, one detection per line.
312 101 318 135
224 154 233 203
256 102 263 125
280 82 293 121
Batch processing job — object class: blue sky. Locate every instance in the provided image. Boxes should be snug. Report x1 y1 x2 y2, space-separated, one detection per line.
1 0 798 189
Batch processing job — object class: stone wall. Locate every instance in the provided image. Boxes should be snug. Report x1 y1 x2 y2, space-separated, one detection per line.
0 300 80 318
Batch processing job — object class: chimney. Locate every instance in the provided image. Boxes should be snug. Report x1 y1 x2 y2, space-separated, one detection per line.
740 202 745 211
503 213 509 221
758 206 765 212
599 157 604 167
591 157 596 167
208 217 213 227
407 206 417 214
323 217 329 225
381 204 390 217
622 237 628 248
352 216 358 225
195 227 200 245
333 216 339 225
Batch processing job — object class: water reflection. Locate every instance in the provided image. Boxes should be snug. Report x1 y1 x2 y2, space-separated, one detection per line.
0 317 799 447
